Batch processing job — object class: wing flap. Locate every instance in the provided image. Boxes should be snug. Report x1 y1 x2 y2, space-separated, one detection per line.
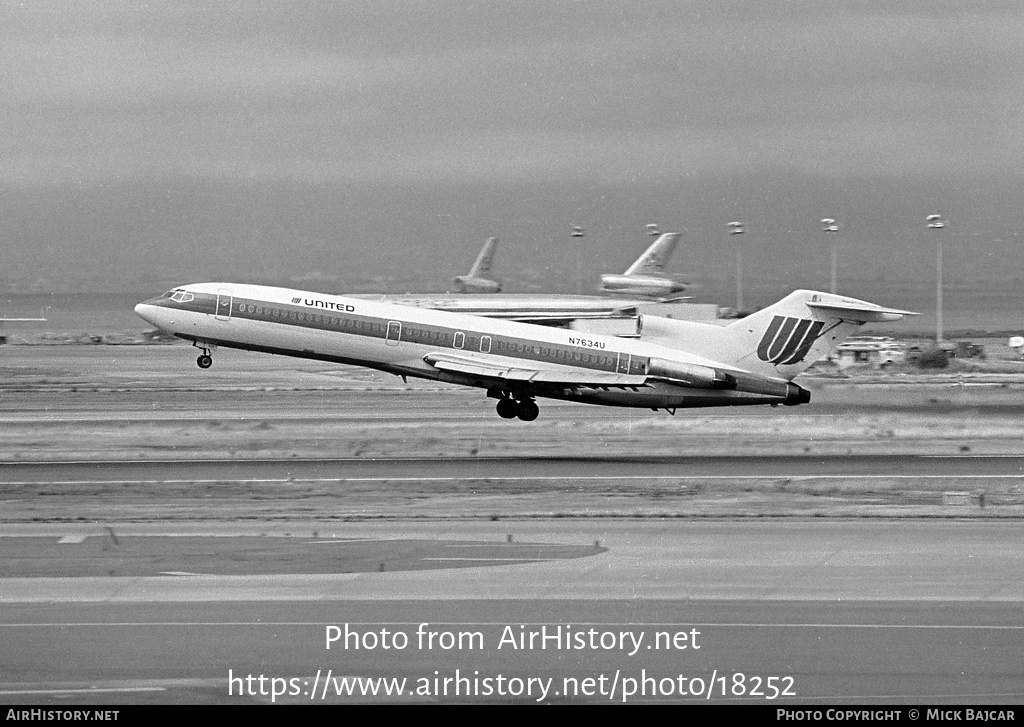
423 353 648 388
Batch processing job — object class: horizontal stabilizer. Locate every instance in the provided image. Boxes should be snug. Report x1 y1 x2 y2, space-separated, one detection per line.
424 353 648 388
805 296 918 323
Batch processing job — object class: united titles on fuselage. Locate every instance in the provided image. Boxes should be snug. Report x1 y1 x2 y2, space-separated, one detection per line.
295 297 357 312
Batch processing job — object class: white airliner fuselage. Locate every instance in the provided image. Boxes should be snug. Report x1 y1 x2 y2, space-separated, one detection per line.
135 283 913 420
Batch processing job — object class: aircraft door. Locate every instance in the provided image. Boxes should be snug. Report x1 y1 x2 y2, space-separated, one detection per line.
215 289 233 321
616 352 631 374
386 321 401 346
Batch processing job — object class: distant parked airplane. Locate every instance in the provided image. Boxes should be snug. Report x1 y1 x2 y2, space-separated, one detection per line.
599 232 687 298
360 232 687 325
136 284 914 420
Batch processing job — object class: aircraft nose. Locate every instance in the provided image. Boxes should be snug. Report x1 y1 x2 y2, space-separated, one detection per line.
134 302 150 322
134 301 161 327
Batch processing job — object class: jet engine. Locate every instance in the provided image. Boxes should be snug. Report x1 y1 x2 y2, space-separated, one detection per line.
646 358 737 389
599 274 687 298
451 276 501 294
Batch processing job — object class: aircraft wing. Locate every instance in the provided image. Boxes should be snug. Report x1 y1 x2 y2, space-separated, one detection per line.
422 352 649 388
474 310 635 324
412 305 639 325
351 295 639 324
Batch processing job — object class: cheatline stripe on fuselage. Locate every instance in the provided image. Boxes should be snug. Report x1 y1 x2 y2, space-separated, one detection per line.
167 290 651 376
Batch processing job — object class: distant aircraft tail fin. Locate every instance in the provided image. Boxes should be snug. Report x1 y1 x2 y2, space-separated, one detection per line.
468 237 498 277
451 237 501 293
623 233 680 276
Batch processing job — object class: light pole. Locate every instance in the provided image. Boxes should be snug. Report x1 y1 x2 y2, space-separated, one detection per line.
926 214 946 342
571 225 585 294
727 221 745 312
821 218 839 294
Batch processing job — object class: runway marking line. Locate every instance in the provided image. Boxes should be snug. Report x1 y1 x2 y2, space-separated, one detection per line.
0 687 165 695
4 454 1021 466
6 475 1024 486
310 539 395 544
0 677 222 697
417 561 561 565
3 621 1023 630
924 454 1024 458
443 543 564 548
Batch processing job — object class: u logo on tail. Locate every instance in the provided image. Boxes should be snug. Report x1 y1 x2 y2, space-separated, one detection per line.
756 316 826 366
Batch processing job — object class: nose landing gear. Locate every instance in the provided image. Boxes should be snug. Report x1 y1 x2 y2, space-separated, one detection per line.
193 343 213 369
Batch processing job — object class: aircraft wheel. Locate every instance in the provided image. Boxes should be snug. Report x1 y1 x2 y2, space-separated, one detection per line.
197 354 213 369
496 397 518 419
516 399 539 421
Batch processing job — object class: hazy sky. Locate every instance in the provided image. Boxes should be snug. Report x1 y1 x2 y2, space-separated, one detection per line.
3 1 1024 307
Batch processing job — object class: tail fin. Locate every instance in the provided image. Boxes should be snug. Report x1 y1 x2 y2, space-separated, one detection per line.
725 290 916 379
623 233 680 276
451 237 501 293
468 237 498 277
640 289 916 381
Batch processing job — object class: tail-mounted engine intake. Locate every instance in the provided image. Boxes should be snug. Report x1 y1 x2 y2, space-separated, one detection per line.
647 358 737 389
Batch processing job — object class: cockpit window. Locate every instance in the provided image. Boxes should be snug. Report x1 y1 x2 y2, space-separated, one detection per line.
170 290 195 303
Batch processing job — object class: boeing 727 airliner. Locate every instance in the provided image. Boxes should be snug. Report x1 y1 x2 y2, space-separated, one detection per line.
135 284 914 420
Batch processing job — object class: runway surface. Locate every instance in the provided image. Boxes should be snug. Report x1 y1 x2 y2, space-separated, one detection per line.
2 519 1022 704
2 599 1021 705
5 453 1024 483
3 347 1024 705
5 452 1022 522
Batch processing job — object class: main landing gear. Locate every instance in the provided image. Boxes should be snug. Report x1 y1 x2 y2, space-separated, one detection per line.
495 395 539 421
